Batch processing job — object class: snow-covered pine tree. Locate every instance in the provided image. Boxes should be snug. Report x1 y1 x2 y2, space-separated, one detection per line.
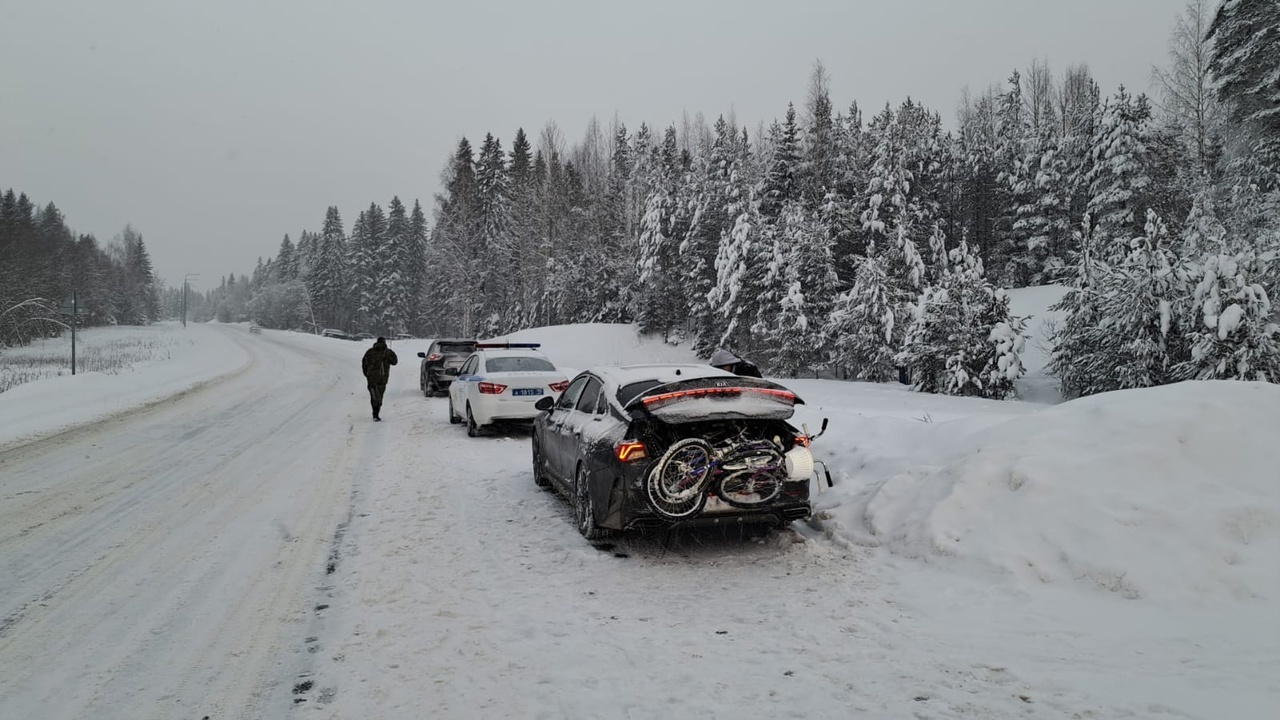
634 127 689 340
766 198 838 375
381 197 413 334
475 133 512 334
1050 211 1190 397
826 247 897 381
406 200 429 334
1176 250 1280 381
1085 87 1153 263
680 116 737 355
897 232 1027 398
759 104 801 219
1208 0 1280 181
309 206 350 330
275 234 296 282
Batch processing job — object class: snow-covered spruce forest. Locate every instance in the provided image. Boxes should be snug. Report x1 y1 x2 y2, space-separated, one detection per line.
220 1 1279 398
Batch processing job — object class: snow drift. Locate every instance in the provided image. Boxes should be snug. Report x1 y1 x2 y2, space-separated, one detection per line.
837 380 1280 604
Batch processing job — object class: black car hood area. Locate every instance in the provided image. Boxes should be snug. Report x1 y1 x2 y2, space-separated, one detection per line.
623 377 803 423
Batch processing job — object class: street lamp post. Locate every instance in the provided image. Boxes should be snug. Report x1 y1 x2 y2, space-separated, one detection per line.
182 273 200 327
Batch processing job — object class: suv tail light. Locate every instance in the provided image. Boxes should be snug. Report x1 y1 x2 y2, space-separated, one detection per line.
478 382 507 395
427 353 443 361
549 380 569 393
614 440 647 463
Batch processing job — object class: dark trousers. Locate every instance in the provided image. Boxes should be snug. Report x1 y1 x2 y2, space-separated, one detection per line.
368 381 387 414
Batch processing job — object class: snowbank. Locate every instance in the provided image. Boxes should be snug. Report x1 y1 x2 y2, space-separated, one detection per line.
823 380 1280 604
0 323 249 449
485 323 701 377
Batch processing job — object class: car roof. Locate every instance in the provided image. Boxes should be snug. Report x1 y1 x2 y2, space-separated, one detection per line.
586 364 735 388
432 338 476 344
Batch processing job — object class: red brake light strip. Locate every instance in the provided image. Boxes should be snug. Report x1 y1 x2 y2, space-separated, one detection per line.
641 386 796 407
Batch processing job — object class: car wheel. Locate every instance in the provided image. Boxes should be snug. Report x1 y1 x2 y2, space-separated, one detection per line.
448 396 461 424
574 465 610 541
532 436 551 489
466 403 481 438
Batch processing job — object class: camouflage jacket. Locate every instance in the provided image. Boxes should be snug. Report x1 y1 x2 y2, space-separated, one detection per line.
362 342 398 384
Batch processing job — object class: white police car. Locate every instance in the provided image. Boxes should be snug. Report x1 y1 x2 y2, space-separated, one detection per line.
447 343 569 437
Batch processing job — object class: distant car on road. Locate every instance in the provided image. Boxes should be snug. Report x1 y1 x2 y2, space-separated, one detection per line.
320 328 351 340
249 323 262 334
354 332 375 341
531 364 823 540
447 344 568 436
417 338 478 396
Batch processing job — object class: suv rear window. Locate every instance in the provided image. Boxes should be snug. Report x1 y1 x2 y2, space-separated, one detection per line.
437 342 476 355
486 356 556 373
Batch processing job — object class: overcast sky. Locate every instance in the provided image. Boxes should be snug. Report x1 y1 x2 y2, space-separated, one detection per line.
2 0 1183 291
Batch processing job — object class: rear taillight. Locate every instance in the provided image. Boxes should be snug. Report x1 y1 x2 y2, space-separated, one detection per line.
427 353 442 361
549 380 569 393
478 382 507 395
614 440 647 462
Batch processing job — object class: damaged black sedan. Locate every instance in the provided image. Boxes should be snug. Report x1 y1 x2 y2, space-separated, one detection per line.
531 365 826 540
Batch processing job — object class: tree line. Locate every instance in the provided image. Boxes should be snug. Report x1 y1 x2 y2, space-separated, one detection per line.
211 0 1280 397
0 188 160 347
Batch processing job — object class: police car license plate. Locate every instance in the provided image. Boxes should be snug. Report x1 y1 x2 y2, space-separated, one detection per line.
512 388 542 397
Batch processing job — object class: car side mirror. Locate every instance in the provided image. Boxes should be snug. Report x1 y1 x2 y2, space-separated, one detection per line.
535 397 555 411
417 352 426 358
446 367 459 376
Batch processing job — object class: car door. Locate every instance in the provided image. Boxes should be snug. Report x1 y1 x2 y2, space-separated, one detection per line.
566 375 606 474
545 374 590 486
451 355 479 417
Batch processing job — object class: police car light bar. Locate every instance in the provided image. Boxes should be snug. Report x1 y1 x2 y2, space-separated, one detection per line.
475 342 541 349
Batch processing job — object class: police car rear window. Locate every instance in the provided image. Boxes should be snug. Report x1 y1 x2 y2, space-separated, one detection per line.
486 357 555 372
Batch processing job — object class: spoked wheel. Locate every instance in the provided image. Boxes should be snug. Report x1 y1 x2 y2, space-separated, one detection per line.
575 465 610 540
644 438 715 520
466 404 481 437
714 449 786 508
532 437 550 489
651 438 714 503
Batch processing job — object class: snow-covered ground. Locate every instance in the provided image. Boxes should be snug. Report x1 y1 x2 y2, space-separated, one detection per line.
1 318 1276 719
0 323 250 450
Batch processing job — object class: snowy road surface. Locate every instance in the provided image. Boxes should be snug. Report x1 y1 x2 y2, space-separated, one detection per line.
0 328 361 718
1 325 1275 719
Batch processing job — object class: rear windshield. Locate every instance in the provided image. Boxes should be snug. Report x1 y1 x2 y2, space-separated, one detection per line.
437 342 476 355
486 356 555 373
617 380 663 406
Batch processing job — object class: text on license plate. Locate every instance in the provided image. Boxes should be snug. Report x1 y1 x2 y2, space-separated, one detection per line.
512 388 543 397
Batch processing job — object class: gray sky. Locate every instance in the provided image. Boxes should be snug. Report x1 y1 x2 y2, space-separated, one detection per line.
1 0 1181 291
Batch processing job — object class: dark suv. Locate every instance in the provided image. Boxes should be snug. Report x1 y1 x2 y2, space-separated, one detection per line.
417 338 478 396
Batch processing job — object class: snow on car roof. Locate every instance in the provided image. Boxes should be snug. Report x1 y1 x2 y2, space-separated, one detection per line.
588 364 734 388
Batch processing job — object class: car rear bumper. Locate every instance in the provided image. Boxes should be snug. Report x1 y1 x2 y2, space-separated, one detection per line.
603 467 811 530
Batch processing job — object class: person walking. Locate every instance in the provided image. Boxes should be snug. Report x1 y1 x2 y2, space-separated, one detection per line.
361 336 398 421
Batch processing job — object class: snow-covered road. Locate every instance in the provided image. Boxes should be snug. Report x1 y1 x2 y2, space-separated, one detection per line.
0 328 364 719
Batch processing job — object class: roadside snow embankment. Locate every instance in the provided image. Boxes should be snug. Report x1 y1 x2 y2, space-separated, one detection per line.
0 323 249 448
822 380 1280 604
486 323 701 377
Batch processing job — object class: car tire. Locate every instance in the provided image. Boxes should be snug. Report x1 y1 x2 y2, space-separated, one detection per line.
574 465 610 541
448 397 461 424
466 403 481 438
532 436 551 489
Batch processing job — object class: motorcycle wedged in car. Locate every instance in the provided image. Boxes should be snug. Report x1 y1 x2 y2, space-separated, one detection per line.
530 364 831 541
